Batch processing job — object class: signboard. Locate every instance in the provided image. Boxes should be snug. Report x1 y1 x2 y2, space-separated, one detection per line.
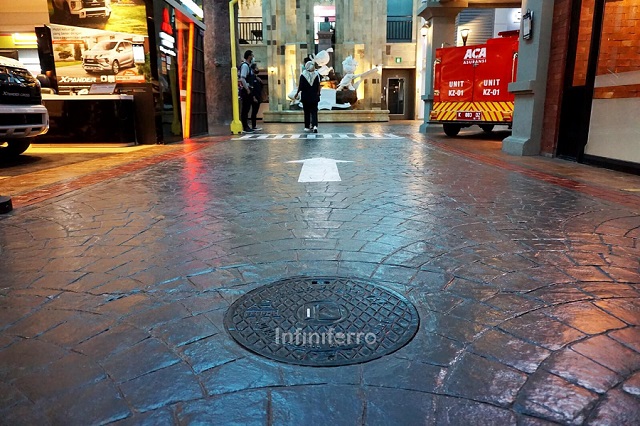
46 0 149 90
47 0 148 36
88 83 117 94
49 24 149 88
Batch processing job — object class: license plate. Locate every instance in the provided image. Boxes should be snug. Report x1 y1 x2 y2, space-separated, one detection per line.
457 111 481 121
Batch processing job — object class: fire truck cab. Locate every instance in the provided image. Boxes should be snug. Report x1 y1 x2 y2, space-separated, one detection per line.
429 31 519 137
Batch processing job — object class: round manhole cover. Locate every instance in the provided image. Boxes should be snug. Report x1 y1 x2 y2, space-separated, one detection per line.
224 276 420 366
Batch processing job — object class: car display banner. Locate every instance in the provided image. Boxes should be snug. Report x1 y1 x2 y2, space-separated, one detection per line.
49 24 149 87
47 0 149 89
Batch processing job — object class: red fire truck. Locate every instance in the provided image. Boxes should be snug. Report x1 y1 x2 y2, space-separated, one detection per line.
429 31 519 136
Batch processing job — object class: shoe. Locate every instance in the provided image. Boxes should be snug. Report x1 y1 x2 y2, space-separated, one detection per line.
313 126 318 133
304 128 311 132
252 127 262 131
243 128 254 133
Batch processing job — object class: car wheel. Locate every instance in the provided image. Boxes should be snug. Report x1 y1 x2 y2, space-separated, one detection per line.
480 124 495 133
111 60 120 75
0 139 32 158
443 124 461 137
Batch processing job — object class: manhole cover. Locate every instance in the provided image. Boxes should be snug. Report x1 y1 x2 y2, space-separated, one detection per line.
224 276 420 366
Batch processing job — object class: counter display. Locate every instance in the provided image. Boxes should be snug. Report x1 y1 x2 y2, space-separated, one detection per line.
39 94 136 144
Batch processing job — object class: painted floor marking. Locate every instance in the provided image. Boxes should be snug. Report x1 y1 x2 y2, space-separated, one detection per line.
287 157 353 182
233 133 403 140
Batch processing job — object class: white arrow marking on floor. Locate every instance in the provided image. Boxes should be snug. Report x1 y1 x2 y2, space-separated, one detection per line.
287 157 353 182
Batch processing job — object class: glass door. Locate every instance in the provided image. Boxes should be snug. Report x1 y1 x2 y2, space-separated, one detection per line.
556 0 603 160
584 0 640 166
387 78 405 115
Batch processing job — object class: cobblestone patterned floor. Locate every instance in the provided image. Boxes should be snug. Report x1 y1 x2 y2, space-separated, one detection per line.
0 123 638 425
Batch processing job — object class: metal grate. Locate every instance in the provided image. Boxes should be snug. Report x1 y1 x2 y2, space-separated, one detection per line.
224 276 420 366
455 9 496 46
239 17 263 45
387 16 413 42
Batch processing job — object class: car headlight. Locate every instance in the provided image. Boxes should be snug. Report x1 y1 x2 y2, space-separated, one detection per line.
70 1 82 11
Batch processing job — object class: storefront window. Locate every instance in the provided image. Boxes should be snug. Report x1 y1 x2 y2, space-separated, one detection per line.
584 0 640 164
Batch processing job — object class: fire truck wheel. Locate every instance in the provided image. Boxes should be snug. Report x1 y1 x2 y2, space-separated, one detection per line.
443 124 461 137
480 124 495 133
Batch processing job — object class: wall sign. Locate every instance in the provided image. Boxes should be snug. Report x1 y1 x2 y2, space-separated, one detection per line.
522 10 533 40
159 8 176 57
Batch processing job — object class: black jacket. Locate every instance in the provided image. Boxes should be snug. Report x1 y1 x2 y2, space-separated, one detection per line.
297 74 320 104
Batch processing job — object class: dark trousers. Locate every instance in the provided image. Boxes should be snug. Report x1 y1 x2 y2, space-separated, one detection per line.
240 91 252 130
303 102 318 128
250 100 260 128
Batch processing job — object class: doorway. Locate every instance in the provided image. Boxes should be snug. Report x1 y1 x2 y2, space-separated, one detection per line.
382 69 414 120
556 0 604 160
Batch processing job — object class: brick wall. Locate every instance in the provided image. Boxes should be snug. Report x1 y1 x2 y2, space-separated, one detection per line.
572 0 595 87
541 0 572 155
594 0 640 99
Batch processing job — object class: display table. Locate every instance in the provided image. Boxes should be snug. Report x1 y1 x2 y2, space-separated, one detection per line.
39 94 136 144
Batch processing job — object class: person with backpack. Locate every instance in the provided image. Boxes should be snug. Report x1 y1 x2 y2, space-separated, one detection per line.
250 63 263 132
239 50 255 133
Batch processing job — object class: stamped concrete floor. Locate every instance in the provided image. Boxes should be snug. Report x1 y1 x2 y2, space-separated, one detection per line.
0 122 639 425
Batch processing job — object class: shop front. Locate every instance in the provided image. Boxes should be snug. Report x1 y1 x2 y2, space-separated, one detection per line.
150 0 207 143
556 0 639 173
0 0 208 145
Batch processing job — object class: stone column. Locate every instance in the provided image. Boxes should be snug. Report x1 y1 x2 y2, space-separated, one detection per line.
418 1 464 132
502 0 555 156
265 0 309 112
334 0 385 110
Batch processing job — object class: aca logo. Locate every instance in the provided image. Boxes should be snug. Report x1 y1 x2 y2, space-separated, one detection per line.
463 47 487 64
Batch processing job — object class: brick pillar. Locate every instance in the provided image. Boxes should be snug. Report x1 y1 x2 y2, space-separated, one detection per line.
541 0 572 155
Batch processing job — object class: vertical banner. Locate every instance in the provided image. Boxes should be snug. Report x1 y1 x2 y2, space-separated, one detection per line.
152 2 183 140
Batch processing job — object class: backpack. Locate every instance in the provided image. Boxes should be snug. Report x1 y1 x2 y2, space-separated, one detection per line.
238 61 256 89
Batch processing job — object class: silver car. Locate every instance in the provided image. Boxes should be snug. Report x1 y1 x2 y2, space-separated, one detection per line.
82 40 134 75
0 57 49 158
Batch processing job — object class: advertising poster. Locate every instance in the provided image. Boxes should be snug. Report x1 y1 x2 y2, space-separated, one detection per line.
47 0 150 89
48 0 148 35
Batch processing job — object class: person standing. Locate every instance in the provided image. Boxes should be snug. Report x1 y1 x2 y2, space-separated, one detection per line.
295 60 321 133
250 63 263 132
239 50 255 133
